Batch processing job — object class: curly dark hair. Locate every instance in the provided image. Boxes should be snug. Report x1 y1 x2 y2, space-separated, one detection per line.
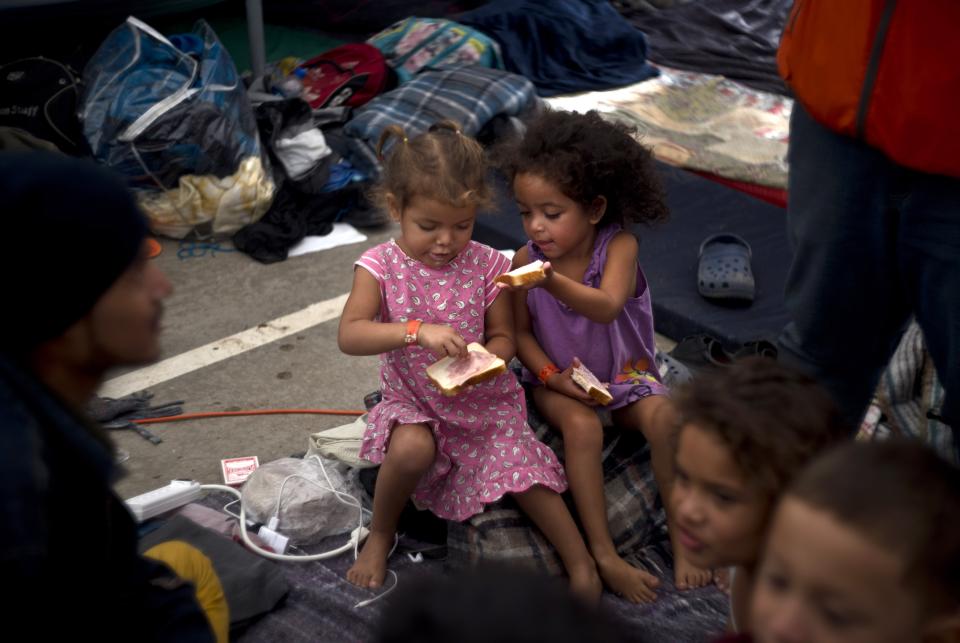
494 109 668 228
672 357 850 499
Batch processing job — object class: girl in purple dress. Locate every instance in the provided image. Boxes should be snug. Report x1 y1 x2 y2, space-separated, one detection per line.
497 110 712 602
338 122 600 602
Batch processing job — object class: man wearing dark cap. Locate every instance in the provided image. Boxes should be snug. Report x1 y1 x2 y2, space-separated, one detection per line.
0 152 218 641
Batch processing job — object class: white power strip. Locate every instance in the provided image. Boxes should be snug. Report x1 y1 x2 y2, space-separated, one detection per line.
125 480 202 522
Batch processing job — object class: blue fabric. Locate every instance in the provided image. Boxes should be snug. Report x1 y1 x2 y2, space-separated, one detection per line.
778 104 960 440
344 65 538 155
322 160 366 193
81 18 262 190
456 0 659 97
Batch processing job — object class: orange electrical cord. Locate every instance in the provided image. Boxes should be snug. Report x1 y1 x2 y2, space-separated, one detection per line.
132 408 365 425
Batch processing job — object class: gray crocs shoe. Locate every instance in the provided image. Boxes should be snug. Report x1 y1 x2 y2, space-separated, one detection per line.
698 233 755 302
656 350 693 388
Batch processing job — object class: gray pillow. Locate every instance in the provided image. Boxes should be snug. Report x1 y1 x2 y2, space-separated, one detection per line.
139 515 289 626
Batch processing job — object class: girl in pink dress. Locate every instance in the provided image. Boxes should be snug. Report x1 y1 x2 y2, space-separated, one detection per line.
496 110 713 602
338 122 600 602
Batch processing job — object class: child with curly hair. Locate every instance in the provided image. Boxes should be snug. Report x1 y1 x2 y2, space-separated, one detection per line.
496 109 704 602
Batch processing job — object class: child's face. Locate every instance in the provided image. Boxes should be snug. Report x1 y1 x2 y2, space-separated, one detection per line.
752 497 928 643
513 172 604 260
672 424 769 570
390 194 476 269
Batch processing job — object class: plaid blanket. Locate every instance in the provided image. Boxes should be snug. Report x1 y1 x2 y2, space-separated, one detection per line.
447 415 666 574
858 320 957 464
447 386 727 641
344 65 539 156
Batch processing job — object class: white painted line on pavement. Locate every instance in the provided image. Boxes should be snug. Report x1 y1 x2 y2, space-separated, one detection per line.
100 293 349 398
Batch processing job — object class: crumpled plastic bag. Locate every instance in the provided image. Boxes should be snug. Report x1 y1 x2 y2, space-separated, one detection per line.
81 17 273 238
242 456 365 546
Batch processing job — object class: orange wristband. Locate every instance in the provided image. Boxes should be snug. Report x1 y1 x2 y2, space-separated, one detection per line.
538 363 561 384
404 319 422 345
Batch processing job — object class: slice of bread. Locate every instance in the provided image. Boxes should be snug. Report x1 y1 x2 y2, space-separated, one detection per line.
571 362 613 405
495 260 547 287
426 342 506 396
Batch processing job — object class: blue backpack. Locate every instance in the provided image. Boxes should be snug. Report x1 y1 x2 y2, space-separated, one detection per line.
368 17 504 84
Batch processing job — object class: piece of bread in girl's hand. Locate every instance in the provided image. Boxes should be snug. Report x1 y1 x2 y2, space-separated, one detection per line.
426 342 506 396
571 362 614 405
495 260 547 287
427 343 506 396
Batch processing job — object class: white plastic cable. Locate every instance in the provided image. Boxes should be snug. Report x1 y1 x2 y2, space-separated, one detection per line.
201 458 399 608
200 484 362 562
354 569 398 609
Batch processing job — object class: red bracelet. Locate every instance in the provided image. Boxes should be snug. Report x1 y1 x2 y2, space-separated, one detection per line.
404 319 422 345
538 363 561 384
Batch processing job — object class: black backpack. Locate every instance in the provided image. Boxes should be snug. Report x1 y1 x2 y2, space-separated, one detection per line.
0 56 87 155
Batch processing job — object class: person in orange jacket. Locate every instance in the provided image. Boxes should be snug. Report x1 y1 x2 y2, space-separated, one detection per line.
776 0 960 456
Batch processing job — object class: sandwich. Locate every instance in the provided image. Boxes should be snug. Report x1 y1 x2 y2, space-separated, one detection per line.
571 362 613 405
426 342 506 396
495 260 547 287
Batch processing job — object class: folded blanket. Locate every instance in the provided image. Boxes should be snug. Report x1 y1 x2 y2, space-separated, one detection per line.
344 65 538 158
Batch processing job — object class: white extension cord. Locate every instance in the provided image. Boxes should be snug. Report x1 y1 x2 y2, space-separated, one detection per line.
200 455 400 607
202 483 370 561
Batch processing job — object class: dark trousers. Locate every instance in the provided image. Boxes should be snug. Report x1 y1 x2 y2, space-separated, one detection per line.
778 104 960 442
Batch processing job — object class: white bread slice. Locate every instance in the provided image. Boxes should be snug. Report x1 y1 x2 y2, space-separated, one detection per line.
426 342 506 396
571 362 613 405
495 260 547 287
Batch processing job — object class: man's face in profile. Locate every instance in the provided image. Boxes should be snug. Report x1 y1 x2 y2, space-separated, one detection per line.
84 240 173 367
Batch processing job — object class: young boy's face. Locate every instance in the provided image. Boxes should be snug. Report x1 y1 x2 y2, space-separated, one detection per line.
752 496 927 643
671 424 769 569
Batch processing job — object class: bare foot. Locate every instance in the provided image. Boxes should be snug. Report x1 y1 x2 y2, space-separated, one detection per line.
346 530 392 589
673 547 712 590
568 561 603 606
713 567 731 594
595 553 659 603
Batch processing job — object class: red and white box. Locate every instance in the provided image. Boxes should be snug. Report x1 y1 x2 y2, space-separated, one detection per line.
221 456 259 485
